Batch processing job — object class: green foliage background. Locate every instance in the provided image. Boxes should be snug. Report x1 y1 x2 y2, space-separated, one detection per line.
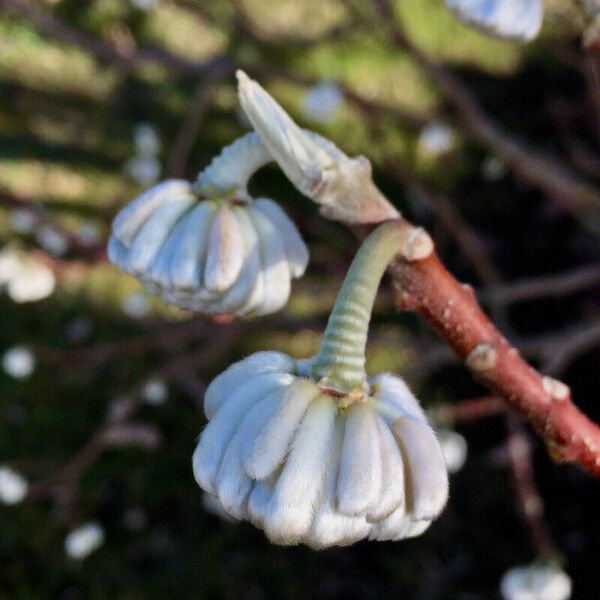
1 0 599 598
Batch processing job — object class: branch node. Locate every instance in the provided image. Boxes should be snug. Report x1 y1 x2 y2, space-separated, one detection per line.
401 227 434 261
542 376 570 401
465 342 497 371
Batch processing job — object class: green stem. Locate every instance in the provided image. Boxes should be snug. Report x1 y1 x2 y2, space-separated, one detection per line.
310 220 407 394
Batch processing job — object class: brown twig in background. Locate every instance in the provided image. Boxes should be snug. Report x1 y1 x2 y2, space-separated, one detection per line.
166 83 219 178
432 395 506 423
0 0 233 79
372 0 600 229
479 263 600 305
506 415 558 557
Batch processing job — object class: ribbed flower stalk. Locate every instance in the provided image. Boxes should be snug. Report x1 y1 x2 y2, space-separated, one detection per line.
310 221 406 395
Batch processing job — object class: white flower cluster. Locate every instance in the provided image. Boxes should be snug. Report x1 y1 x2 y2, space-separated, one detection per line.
0 466 29 505
109 133 308 316
0 245 56 303
445 0 543 42
193 352 448 549
2 346 36 380
302 82 344 124
500 562 572 600
64 522 105 560
124 123 162 186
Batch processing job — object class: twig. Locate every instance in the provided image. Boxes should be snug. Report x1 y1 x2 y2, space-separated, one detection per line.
431 396 506 423
0 0 233 79
166 83 218 178
506 415 557 557
385 237 600 477
479 263 600 304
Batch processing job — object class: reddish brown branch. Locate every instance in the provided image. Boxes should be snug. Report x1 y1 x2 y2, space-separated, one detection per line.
387 247 600 477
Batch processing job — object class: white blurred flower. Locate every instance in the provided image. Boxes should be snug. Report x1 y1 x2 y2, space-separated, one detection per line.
2 346 35 379
0 466 29 504
8 263 55 304
35 225 69 257
109 135 309 317
500 562 572 600
438 429 468 474
482 155 507 181
0 246 23 284
124 155 162 186
133 123 161 155
445 0 543 42
143 378 168 406
302 82 344 124
0 245 56 303
64 522 105 560
417 122 457 158
9 209 38 234
121 292 151 318
76 221 101 247
129 0 160 10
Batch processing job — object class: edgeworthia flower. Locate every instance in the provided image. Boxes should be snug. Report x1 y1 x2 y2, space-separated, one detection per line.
445 0 543 42
500 561 572 600
237 70 399 225
193 222 448 548
108 132 308 316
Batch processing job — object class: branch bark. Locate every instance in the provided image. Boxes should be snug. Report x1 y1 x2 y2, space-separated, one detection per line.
385 228 600 477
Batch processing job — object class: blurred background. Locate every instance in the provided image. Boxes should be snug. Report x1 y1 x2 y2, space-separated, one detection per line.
1 0 600 598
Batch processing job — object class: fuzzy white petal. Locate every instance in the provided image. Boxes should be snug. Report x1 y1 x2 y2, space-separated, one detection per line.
112 180 191 246
336 403 382 515
225 206 264 316
204 206 244 293
247 206 291 316
107 236 128 269
193 373 292 493
264 395 337 544
244 378 321 480
253 198 309 278
368 504 407 541
393 418 449 521
216 389 283 518
305 420 370 549
125 195 195 275
201 207 259 314
169 202 215 290
372 373 428 424
204 352 296 419
367 416 405 522
247 476 276 529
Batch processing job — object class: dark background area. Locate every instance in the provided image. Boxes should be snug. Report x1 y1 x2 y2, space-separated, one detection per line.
0 0 599 598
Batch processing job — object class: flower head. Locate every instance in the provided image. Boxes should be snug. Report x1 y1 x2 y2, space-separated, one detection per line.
0 466 29 505
193 222 448 548
108 132 308 316
500 561 572 600
445 0 543 42
64 522 105 560
236 70 399 224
